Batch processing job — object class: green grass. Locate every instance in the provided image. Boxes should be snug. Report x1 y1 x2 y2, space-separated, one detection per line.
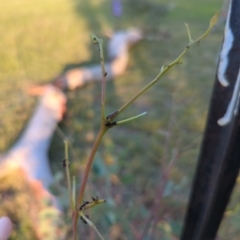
2 0 240 239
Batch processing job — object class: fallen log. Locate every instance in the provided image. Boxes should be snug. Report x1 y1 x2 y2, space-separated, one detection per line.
0 85 66 239
52 28 142 90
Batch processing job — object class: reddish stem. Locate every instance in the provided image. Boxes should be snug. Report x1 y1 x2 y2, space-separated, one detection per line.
72 125 107 239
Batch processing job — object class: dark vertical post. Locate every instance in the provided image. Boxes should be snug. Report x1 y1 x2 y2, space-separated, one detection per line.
180 1 240 239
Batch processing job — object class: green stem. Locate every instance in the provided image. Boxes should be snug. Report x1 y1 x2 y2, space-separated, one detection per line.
73 34 109 240
110 14 218 121
99 39 107 121
117 112 147 125
185 23 193 43
112 60 177 120
79 212 106 240
90 34 107 120
72 14 219 239
64 139 73 211
72 175 76 209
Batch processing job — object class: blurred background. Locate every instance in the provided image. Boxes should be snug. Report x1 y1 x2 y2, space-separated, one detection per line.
2 0 240 239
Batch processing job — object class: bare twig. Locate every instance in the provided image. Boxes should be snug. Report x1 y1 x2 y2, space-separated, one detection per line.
64 139 74 211
140 103 180 240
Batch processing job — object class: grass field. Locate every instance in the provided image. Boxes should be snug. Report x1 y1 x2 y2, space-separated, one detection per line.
2 0 240 239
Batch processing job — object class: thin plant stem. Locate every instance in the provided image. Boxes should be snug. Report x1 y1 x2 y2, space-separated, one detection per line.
56 126 80 164
79 212 106 240
72 14 218 239
112 47 188 119
92 225 106 240
90 34 107 120
72 34 109 240
64 139 74 211
72 175 76 209
76 125 107 205
149 149 180 239
140 105 179 240
117 112 147 125
110 13 219 122
73 125 108 240
99 39 107 121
